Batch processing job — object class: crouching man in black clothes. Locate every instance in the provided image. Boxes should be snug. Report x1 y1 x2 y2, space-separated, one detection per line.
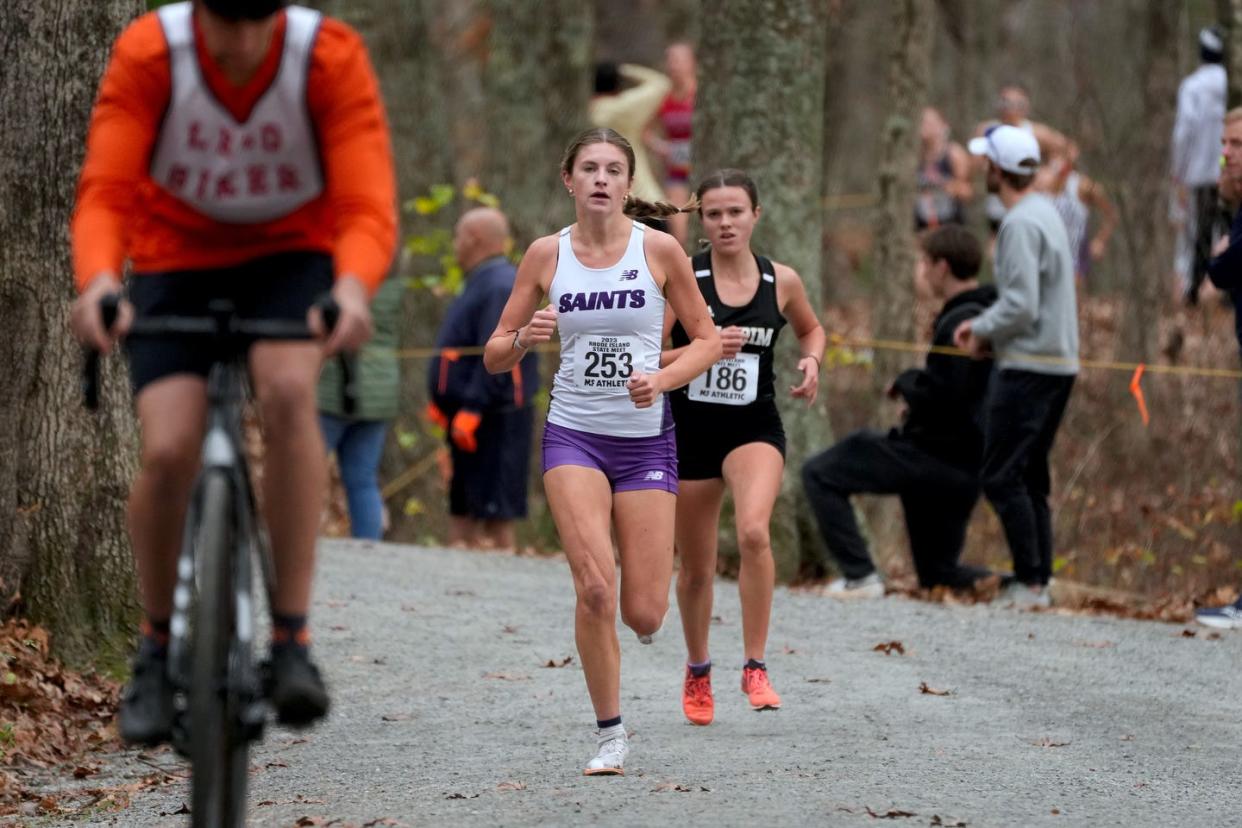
802 226 995 596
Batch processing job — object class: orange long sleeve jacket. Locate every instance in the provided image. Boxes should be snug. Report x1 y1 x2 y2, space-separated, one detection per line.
71 9 397 294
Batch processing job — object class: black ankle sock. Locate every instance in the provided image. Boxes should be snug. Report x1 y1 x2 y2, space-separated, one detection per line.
271 613 310 653
688 659 712 678
596 715 622 730
745 658 766 671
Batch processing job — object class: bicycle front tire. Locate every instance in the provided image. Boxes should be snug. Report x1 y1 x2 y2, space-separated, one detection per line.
189 469 248 828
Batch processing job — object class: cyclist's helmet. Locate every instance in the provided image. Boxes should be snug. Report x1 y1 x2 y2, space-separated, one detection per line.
200 0 288 20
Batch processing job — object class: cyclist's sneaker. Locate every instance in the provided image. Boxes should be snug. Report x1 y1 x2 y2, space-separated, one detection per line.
682 668 714 726
583 727 628 776
265 646 330 727
740 662 781 711
823 572 884 599
118 646 174 745
1196 596 1242 630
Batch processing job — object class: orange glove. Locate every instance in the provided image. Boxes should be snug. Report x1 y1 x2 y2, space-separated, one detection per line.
450 409 482 453
424 401 448 431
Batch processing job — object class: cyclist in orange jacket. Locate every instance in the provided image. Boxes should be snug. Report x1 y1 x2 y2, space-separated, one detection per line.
68 0 397 744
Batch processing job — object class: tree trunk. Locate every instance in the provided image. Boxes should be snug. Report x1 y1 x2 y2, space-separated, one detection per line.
1117 0 1177 367
482 0 593 247
1220 0 1242 108
870 0 933 404
0 1 142 667
695 0 829 581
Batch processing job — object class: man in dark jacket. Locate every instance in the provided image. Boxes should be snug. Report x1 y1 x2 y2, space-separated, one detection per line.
428 208 539 550
802 225 996 594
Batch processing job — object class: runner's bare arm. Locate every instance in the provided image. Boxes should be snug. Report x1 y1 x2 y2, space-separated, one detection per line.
1080 175 1118 260
648 232 720 391
774 262 825 404
484 235 557 375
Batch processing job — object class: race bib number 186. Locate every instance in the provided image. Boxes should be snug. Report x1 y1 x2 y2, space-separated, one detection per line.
575 335 639 391
687 353 759 405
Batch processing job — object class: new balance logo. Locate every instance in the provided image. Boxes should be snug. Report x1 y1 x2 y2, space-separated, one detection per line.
644 471 665 481
619 269 639 281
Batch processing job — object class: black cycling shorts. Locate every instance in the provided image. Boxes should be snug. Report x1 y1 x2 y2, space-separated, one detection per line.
125 251 333 394
670 395 786 480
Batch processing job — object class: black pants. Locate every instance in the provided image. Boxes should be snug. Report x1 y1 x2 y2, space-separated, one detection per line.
1188 185 1221 303
801 430 983 588
980 370 1075 586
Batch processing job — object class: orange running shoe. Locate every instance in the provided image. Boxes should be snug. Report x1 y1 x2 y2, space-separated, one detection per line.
741 664 782 710
682 668 714 726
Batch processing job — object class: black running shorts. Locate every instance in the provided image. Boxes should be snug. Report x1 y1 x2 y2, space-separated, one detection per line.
449 406 535 520
670 395 786 481
124 251 334 394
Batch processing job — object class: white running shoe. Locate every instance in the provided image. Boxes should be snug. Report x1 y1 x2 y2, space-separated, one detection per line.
824 572 884 599
583 730 628 776
1000 581 1051 609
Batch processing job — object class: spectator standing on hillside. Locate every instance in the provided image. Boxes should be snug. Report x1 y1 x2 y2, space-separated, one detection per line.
318 274 402 540
427 208 539 551
915 107 972 230
646 42 697 246
1197 108 1242 628
1173 25 1227 305
955 125 1078 609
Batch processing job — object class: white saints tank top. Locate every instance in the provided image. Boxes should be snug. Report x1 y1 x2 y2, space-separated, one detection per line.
148 2 325 224
547 222 666 438
1052 172 1089 260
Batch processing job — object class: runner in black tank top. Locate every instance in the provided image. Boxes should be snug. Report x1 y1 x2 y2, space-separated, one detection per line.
660 169 825 726
669 251 787 474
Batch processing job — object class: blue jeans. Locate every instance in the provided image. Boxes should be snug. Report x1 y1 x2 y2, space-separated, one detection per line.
319 414 389 540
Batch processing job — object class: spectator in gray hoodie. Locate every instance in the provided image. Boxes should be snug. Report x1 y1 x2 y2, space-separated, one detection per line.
955 124 1078 608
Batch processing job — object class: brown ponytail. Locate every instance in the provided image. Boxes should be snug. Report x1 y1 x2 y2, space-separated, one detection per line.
624 193 700 219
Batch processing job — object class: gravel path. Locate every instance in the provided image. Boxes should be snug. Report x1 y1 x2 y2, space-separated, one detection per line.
69 540 1242 827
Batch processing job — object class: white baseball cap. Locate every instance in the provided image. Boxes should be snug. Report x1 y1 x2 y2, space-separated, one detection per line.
968 125 1041 175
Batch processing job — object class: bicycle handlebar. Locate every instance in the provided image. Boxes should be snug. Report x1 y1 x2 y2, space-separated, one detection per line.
83 294 357 415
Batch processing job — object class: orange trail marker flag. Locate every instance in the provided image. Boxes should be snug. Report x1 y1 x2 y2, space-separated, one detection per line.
1129 363 1149 427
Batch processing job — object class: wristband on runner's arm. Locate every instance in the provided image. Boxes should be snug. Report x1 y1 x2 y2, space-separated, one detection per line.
510 328 528 351
801 353 821 370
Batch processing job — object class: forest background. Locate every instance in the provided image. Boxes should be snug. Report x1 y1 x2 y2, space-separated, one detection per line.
2 0 1241 668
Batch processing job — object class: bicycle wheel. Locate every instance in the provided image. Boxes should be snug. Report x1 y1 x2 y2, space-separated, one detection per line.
189 469 248 828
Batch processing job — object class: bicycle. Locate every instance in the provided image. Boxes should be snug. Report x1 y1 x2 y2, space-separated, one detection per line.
84 295 354 827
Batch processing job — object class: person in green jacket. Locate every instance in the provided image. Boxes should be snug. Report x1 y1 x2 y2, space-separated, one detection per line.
318 275 402 539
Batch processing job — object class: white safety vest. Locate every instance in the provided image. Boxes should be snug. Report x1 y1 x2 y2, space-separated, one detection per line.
148 2 325 224
547 222 667 438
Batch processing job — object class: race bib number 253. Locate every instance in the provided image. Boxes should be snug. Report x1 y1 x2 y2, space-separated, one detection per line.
575 335 639 391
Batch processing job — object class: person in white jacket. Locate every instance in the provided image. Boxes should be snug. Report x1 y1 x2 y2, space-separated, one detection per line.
1172 25 1227 304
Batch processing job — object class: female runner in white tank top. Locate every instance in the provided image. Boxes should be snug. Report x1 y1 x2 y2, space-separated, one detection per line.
484 128 720 776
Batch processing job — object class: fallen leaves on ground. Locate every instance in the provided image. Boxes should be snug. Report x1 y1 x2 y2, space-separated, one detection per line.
542 656 573 668
0 619 127 818
873 641 906 656
865 806 918 818
930 817 968 827
444 792 480 800
918 682 953 697
381 712 414 722
1073 640 1116 649
482 671 530 681
1033 737 1071 748
806 677 833 684
651 782 709 793
496 780 526 791
1178 628 1220 639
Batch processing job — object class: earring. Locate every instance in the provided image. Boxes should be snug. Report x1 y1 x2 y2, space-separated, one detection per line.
568 188 575 196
